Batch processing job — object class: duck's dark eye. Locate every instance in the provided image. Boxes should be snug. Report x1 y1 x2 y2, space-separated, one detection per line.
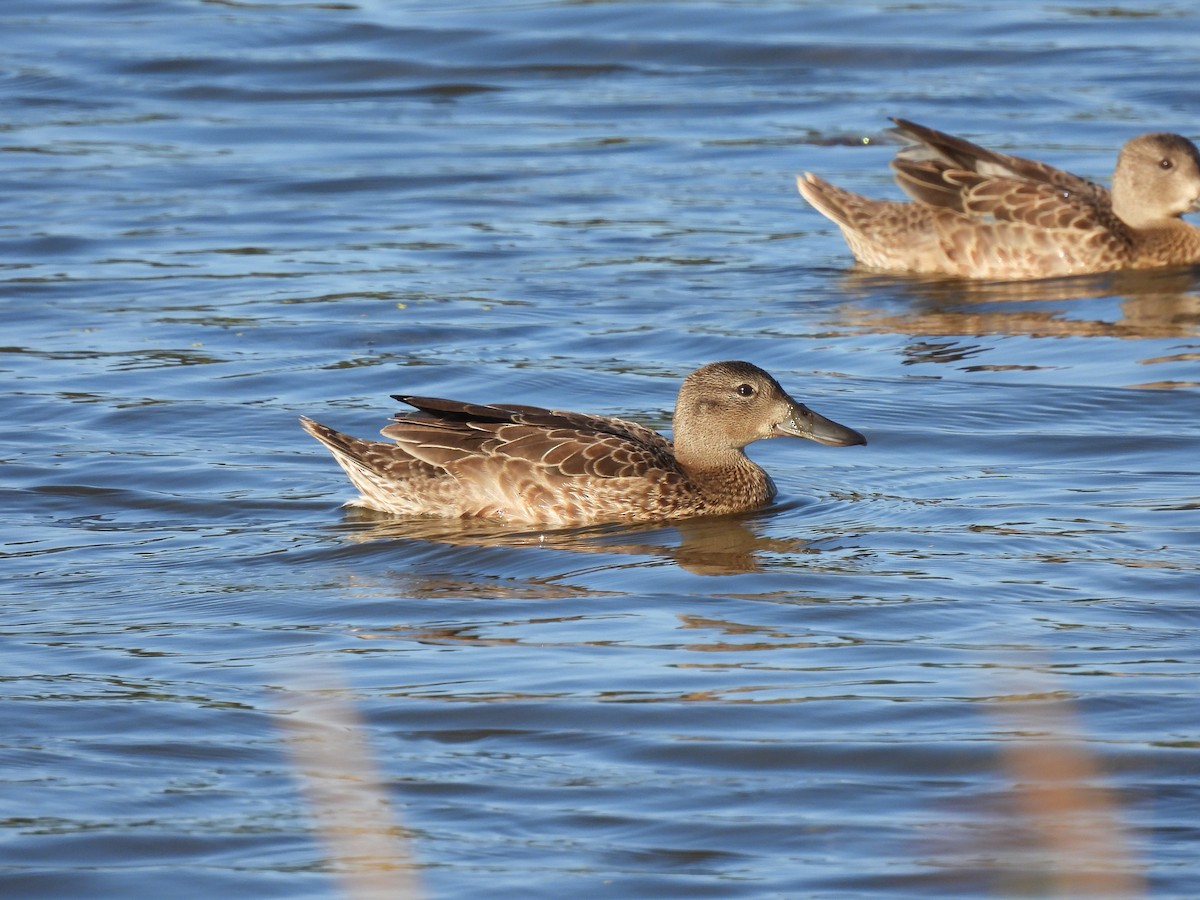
736 383 756 397
1160 158 1174 170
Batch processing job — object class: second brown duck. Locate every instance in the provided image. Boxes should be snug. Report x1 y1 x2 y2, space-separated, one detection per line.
797 118 1200 280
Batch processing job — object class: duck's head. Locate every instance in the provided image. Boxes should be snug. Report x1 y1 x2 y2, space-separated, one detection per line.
673 361 866 456
1112 132 1200 226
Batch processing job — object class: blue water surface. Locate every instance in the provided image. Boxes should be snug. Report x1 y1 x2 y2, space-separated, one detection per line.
3 1 1200 897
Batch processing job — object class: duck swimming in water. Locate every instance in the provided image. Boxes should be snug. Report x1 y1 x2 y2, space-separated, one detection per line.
301 361 866 526
796 118 1200 280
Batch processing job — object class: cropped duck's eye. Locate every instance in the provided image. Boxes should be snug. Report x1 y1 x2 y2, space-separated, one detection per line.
1160 158 1174 170
736 383 756 397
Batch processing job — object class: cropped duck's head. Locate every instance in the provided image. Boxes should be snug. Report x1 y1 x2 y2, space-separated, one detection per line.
1112 132 1200 226
673 361 866 455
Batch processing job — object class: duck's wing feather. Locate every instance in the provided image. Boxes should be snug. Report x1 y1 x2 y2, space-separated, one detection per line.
883 157 957 212
889 118 1113 214
891 157 1120 230
383 396 680 480
901 169 1132 268
887 138 1128 245
890 118 1107 195
943 170 1121 232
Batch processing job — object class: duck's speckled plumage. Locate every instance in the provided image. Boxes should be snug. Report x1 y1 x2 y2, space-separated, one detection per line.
797 118 1200 280
301 361 866 526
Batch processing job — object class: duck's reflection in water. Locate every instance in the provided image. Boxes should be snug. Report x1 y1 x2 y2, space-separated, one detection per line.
833 265 1200 340
334 503 818 578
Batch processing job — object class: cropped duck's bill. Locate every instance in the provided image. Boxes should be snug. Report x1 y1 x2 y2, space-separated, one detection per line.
777 403 867 447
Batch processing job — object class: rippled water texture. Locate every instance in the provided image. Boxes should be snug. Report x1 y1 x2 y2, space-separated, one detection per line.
4 1 1200 897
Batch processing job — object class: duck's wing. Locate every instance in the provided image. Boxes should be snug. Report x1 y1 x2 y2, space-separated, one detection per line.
938 169 1125 233
891 156 1120 229
894 166 1133 272
886 122 1129 244
383 396 680 480
889 118 1108 198
889 117 1119 230
398 396 672 452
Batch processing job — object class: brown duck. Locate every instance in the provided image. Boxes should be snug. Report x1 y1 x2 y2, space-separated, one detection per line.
300 361 866 526
797 118 1200 280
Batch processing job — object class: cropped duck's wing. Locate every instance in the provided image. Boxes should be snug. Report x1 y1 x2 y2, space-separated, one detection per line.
888 121 1128 244
890 118 1108 199
383 396 680 480
397 396 672 451
889 118 1121 230
943 170 1124 231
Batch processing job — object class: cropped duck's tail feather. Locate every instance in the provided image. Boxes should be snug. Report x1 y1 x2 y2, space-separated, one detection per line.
300 416 369 462
796 172 867 229
300 416 400 510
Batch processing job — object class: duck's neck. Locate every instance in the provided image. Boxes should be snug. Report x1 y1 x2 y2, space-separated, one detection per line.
1111 175 1190 230
1111 190 1149 229
674 443 776 512
1128 219 1200 264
